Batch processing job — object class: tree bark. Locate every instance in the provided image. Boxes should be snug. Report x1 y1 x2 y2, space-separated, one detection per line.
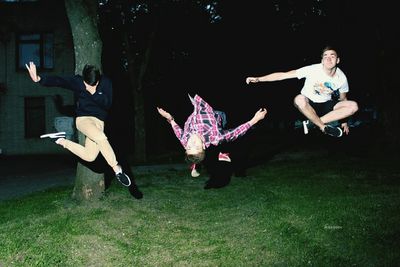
133 31 155 164
122 23 156 164
64 0 105 201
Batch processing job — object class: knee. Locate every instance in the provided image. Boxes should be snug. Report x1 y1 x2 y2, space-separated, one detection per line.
92 134 108 144
85 154 98 162
349 101 359 115
294 95 308 109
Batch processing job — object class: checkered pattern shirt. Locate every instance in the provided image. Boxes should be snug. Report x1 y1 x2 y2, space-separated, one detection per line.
172 94 251 149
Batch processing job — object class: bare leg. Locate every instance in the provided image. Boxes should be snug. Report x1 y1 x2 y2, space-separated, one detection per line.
320 100 358 123
294 94 325 131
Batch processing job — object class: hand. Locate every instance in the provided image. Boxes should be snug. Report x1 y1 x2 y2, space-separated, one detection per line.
157 107 173 121
25 61 40 82
246 77 259 84
341 122 349 135
249 108 267 125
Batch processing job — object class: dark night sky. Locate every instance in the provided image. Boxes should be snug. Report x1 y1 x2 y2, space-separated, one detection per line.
99 1 398 156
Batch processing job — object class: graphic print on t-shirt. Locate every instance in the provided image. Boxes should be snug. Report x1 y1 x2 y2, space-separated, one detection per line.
313 81 339 98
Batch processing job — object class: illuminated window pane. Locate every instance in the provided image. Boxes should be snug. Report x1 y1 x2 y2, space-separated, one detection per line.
19 43 40 68
17 33 54 70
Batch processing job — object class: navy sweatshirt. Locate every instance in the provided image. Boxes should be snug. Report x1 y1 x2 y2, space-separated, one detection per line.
39 75 112 121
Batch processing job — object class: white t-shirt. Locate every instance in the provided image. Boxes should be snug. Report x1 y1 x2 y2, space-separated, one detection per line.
296 63 349 103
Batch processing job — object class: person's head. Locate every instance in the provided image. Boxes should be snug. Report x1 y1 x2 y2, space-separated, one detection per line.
82 64 100 86
185 134 206 164
321 45 340 68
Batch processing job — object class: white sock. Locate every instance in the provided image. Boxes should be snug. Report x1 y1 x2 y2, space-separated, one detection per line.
115 166 122 174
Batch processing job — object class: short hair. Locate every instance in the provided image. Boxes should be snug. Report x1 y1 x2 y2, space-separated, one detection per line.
82 64 100 86
185 150 206 164
321 45 339 58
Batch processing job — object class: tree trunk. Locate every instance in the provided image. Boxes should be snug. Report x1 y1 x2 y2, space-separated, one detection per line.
133 32 155 164
123 27 155 164
64 0 105 201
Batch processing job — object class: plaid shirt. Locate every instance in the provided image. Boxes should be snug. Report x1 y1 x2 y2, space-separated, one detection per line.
172 94 251 149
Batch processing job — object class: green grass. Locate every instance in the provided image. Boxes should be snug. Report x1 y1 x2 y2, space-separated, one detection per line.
1 149 399 266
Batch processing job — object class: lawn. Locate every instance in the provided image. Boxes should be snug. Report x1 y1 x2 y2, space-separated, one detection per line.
0 147 399 266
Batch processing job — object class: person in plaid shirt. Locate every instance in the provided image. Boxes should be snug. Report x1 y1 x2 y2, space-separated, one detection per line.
157 94 267 177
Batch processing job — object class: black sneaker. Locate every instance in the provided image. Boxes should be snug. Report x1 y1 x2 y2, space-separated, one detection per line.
116 172 131 187
129 183 143 199
324 125 343 137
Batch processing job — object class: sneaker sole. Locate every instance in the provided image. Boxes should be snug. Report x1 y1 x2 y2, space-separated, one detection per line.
117 175 131 187
325 126 343 138
337 127 343 137
40 132 66 139
119 180 131 187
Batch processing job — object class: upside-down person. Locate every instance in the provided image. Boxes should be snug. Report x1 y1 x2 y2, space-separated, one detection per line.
157 94 267 177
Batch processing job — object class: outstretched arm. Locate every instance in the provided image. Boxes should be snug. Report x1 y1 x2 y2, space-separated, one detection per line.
248 108 268 126
26 61 76 90
157 107 175 125
157 107 185 145
246 70 297 84
221 108 268 142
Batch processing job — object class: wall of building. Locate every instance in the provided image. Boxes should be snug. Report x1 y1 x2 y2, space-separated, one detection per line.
0 0 75 155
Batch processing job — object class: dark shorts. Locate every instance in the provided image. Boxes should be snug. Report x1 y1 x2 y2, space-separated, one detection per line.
308 100 338 117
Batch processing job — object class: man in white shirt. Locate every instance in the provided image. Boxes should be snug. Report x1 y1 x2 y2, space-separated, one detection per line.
246 46 358 137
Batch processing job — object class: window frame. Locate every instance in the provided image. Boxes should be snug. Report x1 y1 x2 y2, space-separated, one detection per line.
16 32 54 71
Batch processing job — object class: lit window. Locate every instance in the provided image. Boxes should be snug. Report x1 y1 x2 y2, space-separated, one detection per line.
17 33 54 70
